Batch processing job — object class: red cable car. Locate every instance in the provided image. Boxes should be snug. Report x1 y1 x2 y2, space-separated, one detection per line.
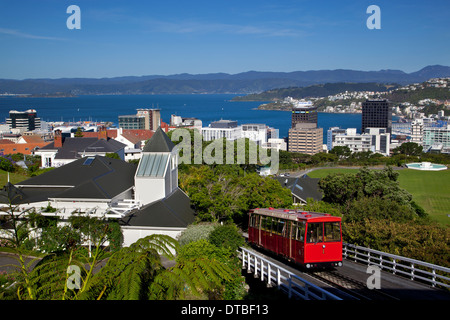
248 208 343 269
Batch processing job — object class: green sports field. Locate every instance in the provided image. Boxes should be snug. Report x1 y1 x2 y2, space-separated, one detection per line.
307 167 450 226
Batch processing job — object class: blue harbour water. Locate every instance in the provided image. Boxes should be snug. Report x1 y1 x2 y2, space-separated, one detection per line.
0 94 362 143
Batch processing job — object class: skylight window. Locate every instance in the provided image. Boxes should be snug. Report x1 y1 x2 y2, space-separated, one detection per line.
83 157 95 166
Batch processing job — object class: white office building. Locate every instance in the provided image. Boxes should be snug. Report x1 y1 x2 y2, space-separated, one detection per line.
333 128 390 155
240 124 267 146
202 120 242 141
423 125 450 153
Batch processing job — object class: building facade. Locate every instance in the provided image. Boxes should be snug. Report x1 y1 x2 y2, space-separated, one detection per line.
411 119 424 145
202 120 242 141
423 125 450 153
240 124 267 146
362 99 392 134
327 127 347 151
119 109 161 130
288 123 323 155
288 101 322 155
332 127 390 155
291 101 318 128
6 109 41 132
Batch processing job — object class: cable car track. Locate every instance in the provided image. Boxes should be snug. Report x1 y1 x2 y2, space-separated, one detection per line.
245 240 400 300
310 270 400 301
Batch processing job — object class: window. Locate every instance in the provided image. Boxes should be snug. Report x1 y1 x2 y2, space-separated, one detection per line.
274 219 285 235
293 222 306 241
249 214 260 228
324 222 341 242
261 216 273 232
281 221 290 238
83 157 95 166
306 223 323 243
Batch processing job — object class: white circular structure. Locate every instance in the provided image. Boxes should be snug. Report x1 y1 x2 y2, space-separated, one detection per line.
406 162 447 171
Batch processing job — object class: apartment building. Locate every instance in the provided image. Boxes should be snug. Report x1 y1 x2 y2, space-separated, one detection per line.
288 123 323 155
119 109 161 130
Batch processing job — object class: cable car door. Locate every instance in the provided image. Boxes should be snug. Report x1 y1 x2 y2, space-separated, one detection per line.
305 222 326 263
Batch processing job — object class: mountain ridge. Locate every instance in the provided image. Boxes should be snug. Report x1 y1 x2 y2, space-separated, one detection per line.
1 65 449 95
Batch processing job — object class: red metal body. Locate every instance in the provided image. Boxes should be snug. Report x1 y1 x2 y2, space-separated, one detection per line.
248 208 343 268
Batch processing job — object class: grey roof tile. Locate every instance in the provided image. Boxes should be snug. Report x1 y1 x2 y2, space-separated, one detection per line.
142 127 175 153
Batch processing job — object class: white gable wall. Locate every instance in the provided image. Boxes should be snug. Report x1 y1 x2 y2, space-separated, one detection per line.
135 176 166 206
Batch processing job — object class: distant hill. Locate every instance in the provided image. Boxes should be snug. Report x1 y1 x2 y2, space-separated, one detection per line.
1 65 449 95
232 82 399 101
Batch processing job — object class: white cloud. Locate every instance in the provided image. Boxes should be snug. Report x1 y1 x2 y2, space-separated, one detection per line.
145 19 305 37
0 28 66 41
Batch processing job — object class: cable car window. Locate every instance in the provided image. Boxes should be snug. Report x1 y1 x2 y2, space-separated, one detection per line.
260 216 266 230
250 214 259 228
291 222 297 239
262 216 273 231
296 222 306 241
281 221 289 237
272 218 279 234
324 222 341 242
276 219 285 235
306 223 323 243
254 215 260 229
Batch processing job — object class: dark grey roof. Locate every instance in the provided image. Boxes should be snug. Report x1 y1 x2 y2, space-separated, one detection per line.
0 182 27 205
120 188 195 228
142 127 175 153
11 156 137 202
39 137 126 160
274 175 322 203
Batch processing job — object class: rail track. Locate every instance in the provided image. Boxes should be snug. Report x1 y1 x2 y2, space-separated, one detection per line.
309 269 400 301
244 239 400 300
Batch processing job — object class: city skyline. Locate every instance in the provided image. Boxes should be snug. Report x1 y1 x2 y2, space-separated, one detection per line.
0 0 449 79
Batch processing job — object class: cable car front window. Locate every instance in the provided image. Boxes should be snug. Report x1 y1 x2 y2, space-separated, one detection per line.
306 223 323 243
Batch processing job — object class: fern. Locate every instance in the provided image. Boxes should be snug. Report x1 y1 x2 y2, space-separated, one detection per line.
78 234 177 300
149 256 235 300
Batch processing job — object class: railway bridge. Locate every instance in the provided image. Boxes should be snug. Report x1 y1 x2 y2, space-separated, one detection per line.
240 243 450 301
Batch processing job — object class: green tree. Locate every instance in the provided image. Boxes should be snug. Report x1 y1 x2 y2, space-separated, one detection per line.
393 142 423 157
330 146 352 160
74 127 84 137
105 152 120 160
180 165 291 223
208 224 245 253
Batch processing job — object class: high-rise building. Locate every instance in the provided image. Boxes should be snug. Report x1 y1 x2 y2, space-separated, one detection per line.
291 100 318 128
119 109 161 130
362 99 392 133
411 119 424 145
6 109 41 132
288 101 322 154
288 123 323 155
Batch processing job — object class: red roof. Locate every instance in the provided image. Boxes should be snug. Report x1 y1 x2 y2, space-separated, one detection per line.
0 142 51 155
82 129 118 139
121 129 154 144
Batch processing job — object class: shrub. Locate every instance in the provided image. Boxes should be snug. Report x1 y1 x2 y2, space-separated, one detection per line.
177 239 246 300
177 222 219 247
208 223 245 254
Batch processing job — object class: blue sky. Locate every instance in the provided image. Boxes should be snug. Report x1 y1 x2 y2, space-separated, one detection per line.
0 0 449 79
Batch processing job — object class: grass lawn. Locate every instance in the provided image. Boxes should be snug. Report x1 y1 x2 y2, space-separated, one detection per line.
307 167 450 226
0 170 29 187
